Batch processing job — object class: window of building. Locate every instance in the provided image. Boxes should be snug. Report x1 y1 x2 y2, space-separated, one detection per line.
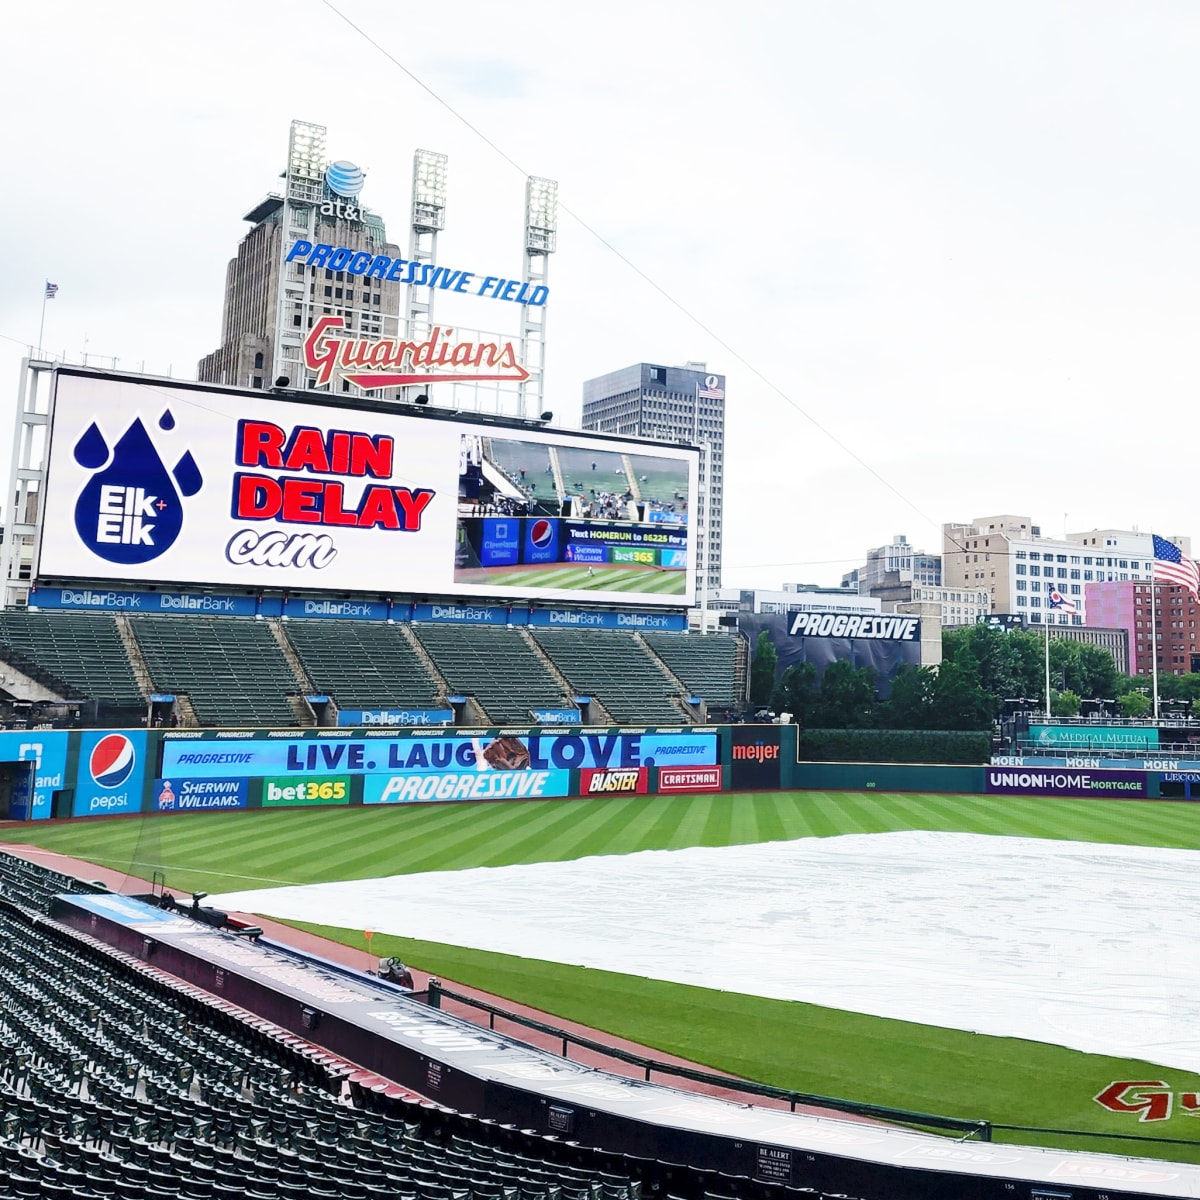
1070 569 1080 579
1016 563 1026 575
252 376 262 389
1029 551 1040 560
335 288 343 299
1119 559 1128 569
292 314 302 327
1030 597 1042 607
1016 579 1027 591
1015 550 1027 559
1083 556 1093 565
1084 570 1094 581
324 286 332 297
1057 568 1067 578
1016 596 1027 607
253 352 264 370
1070 555 1080 564
1071 615 1082 625
1057 554 1067 563
1070 585 1081 595
1029 565 1040 576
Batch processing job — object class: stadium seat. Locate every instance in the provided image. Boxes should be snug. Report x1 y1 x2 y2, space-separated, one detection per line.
641 632 740 712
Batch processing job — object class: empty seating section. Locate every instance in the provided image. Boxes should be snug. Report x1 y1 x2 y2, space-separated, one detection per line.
643 632 740 709
0 612 142 705
413 626 569 723
130 617 297 727
531 630 684 724
285 622 441 711
0 852 675 1200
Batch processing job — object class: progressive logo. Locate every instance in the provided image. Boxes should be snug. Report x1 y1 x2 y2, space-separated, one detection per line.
90 734 137 789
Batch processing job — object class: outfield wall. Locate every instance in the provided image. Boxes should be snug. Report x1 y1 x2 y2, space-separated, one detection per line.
0 723 1176 820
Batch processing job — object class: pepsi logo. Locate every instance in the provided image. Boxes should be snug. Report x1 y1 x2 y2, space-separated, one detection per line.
89 734 136 789
530 520 553 549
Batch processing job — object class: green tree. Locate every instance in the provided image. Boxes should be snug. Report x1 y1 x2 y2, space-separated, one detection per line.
749 631 778 706
771 661 819 726
930 655 994 730
1119 690 1152 718
811 660 878 728
883 663 937 729
1051 689 1080 717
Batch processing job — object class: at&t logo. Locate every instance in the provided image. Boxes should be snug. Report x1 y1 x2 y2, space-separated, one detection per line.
73 408 203 565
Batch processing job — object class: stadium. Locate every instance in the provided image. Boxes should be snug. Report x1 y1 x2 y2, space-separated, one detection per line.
0 350 1197 1200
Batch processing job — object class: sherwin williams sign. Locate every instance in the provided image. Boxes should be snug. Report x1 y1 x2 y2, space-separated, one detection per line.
1029 725 1159 750
154 778 249 812
986 769 1148 798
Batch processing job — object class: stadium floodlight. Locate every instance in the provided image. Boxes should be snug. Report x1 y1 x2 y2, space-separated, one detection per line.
525 176 558 254
287 120 326 192
412 149 448 232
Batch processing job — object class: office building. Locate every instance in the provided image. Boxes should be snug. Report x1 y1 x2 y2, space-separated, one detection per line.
582 362 725 590
941 514 1187 626
842 534 942 602
199 121 404 397
1086 579 1197 676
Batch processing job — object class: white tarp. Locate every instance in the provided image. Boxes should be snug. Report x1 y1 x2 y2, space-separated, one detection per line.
210 831 1200 1072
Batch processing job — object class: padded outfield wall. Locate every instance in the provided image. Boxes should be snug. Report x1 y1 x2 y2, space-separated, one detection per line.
0 723 1179 821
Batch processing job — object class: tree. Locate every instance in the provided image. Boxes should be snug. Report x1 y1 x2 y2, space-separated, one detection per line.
749 631 778 707
930 656 994 730
883 663 937 729
1119 690 1152 718
1051 689 1080 717
771 662 819 726
811 661 878 728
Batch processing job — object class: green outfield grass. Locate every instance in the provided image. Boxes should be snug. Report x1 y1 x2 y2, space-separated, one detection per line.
8 790 1200 1159
453 563 686 594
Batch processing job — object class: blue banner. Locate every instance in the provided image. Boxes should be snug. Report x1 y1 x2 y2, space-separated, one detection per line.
283 597 390 621
337 708 454 727
153 777 249 812
29 587 257 616
0 731 69 820
161 731 717 780
527 609 688 631
531 709 581 724
73 730 148 817
522 517 560 565
363 769 571 804
994 755 1197 771
1028 725 1159 750
478 518 521 567
411 603 509 625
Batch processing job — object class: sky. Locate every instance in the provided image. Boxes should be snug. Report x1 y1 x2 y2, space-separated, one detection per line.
2 1 1199 591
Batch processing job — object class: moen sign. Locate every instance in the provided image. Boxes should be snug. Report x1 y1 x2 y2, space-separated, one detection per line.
303 316 528 391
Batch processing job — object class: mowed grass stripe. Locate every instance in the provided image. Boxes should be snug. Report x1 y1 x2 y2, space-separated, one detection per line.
10 790 1200 1158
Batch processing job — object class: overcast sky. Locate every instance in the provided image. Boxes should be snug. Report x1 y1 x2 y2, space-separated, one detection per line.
3 1 1198 590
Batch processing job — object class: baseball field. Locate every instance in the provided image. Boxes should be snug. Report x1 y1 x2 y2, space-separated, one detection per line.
8 789 1200 1162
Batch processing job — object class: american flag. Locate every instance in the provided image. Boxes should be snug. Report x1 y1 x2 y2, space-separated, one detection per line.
1047 584 1078 615
44 282 58 300
1152 534 1200 599
696 375 724 400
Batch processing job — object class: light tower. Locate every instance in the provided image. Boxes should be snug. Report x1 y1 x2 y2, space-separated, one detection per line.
405 150 448 404
272 120 327 386
520 176 557 420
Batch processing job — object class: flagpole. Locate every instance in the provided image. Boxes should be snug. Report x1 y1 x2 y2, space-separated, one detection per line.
1044 608 1051 720
1151 575 1160 722
36 282 48 357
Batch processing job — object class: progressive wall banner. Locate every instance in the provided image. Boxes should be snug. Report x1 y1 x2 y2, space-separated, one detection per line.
38 371 698 608
985 769 1148 799
738 612 922 700
729 726 783 790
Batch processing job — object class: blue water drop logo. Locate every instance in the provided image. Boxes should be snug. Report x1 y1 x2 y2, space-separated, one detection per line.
72 416 203 565
159 409 176 431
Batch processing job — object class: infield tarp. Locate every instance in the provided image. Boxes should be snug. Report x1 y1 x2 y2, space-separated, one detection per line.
211 831 1200 1074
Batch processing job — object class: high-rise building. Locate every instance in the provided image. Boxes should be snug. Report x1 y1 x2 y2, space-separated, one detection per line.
1087 579 1199 676
199 121 404 398
941 514 1188 627
582 362 725 590
842 534 941 601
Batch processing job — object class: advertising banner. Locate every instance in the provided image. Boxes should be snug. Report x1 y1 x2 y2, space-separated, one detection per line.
154 778 250 812
737 613 921 701
526 609 688 632
161 730 718 780
0 731 69 821
363 769 570 804
336 709 454 728
985 769 1148 798
657 765 723 793
993 755 1194 771
530 709 581 725
39 371 697 608
729 726 783 790
411 603 508 625
283 597 389 621
29 586 257 616
73 730 148 817
261 776 351 807
1028 725 1159 751
579 767 649 796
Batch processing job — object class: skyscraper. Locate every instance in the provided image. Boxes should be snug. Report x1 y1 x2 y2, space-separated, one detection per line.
198 121 404 398
582 362 724 590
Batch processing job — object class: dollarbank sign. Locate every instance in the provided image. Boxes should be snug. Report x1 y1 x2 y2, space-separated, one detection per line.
304 316 528 392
